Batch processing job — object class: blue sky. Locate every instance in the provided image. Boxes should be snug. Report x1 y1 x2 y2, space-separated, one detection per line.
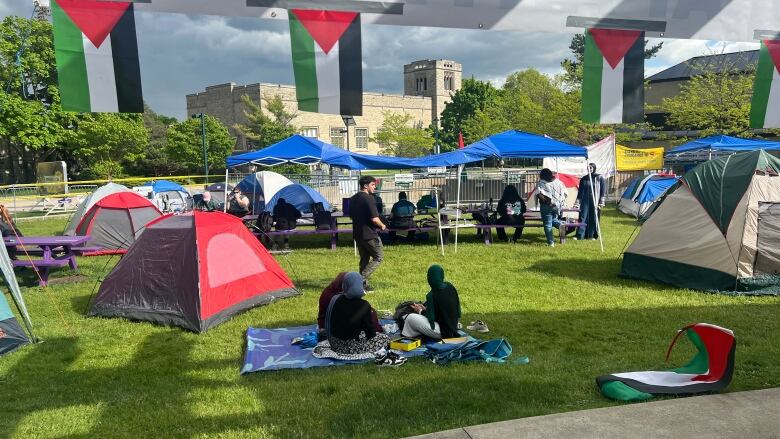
2 0 759 120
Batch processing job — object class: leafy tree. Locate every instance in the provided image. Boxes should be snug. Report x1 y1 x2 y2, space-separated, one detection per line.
437 78 500 150
234 94 297 148
661 69 755 136
64 113 149 178
125 105 184 176
0 14 73 182
561 33 663 88
372 112 434 157
166 115 234 174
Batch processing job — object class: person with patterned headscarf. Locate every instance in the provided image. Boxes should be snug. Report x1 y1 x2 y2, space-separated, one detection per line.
323 272 389 355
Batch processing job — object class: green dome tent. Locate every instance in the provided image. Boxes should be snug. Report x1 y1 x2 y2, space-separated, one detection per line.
621 150 780 294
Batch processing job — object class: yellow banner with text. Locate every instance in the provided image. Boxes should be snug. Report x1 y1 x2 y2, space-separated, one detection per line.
616 145 665 171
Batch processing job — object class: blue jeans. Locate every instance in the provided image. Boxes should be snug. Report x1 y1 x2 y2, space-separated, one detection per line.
540 204 561 245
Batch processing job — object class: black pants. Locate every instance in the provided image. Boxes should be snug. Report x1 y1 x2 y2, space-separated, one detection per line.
495 215 524 241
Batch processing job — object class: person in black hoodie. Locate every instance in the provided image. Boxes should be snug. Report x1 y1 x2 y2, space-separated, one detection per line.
272 198 301 249
324 272 389 355
495 185 526 242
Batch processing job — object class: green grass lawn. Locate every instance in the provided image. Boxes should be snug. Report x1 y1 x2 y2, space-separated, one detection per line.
2 208 780 438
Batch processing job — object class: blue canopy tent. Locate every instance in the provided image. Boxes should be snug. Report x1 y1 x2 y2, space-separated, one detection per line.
665 135 780 166
264 184 331 214
461 130 588 159
148 180 187 193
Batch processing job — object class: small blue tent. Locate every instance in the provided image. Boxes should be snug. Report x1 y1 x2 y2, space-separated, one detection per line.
618 174 679 218
264 184 330 214
0 293 28 355
148 180 187 193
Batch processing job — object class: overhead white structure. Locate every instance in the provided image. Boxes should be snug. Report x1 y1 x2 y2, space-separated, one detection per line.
96 0 780 43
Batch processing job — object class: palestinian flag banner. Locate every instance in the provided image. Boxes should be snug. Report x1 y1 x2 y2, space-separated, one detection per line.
582 28 644 124
288 9 362 116
597 323 735 402
750 40 780 128
52 0 143 113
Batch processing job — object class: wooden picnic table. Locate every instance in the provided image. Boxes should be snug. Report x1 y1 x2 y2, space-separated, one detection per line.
3 235 89 286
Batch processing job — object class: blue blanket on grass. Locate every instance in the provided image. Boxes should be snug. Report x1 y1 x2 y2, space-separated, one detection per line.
241 322 434 374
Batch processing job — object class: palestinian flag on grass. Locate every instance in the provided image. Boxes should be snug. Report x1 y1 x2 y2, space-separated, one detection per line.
581 28 644 124
52 0 143 113
750 40 780 128
288 9 362 116
597 323 735 402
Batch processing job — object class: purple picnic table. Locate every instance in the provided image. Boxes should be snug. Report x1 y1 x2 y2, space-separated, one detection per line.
3 235 90 286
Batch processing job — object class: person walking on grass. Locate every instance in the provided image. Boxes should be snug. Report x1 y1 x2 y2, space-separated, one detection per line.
349 175 387 292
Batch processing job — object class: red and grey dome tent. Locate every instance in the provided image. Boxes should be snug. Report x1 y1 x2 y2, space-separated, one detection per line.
75 191 162 255
88 211 299 332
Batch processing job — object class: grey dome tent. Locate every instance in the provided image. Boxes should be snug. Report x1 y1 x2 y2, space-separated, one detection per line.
64 182 131 236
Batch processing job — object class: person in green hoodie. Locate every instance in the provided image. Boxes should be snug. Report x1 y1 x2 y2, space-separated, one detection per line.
401 265 460 339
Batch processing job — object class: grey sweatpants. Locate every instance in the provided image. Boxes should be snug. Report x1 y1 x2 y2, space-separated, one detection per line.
357 237 383 282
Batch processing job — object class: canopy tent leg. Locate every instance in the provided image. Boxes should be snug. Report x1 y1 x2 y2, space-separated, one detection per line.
223 169 229 213
455 165 463 253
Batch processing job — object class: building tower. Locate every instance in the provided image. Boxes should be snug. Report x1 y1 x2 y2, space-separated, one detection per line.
403 59 462 123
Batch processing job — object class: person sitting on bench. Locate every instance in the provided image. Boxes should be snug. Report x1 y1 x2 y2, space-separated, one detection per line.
272 198 301 250
495 185 526 242
196 191 218 211
227 187 250 217
388 191 416 244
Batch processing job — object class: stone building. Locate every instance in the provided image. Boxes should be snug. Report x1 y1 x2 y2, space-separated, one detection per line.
186 59 462 155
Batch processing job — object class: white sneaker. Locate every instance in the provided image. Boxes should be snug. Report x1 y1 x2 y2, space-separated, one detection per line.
572 237 579 241
466 320 490 333
548 242 555 247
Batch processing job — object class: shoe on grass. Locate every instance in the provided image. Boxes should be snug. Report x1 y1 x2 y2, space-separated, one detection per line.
375 351 406 367
466 320 490 333
363 283 375 293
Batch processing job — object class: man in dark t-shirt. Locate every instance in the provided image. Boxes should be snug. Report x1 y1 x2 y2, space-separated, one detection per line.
349 175 387 291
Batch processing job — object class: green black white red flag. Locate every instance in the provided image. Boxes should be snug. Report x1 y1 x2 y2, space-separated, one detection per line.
52 0 143 113
750 40 780 128
288 9 362 116
581 28 644 124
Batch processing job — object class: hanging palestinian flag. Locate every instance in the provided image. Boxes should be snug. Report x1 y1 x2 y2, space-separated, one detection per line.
597 323 735 402
288 9 362 116
51 0 143 113
581 28 644 124
750 40 780 128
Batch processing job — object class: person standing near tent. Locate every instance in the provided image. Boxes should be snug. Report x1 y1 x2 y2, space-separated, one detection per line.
349 176 387 292
536 169 567 247
574 163 606 240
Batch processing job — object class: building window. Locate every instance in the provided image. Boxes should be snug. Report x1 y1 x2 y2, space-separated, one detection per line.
330 127 345 148
444 72 454 91
300 127 319 138
416 76 427 92
355 128 368 149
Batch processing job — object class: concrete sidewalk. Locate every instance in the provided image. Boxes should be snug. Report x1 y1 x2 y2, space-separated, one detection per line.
408 388 780 439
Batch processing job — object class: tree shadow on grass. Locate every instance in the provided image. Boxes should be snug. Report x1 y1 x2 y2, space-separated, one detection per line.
5 303 780 438
527 257 675 291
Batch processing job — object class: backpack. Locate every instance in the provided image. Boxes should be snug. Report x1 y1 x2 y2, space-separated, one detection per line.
311 202 333 230
393 301 421 330
256 211 274 233
425 338 513 365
